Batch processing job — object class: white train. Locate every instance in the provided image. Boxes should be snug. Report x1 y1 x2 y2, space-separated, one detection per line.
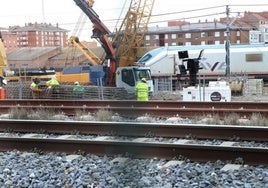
137 43 268 82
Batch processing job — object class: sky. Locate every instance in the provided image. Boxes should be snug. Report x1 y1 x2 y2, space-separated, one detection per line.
0 0 268 41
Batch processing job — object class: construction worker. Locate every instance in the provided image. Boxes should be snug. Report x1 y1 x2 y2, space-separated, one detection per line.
135 77 149 101
30 78 42 99
46 76 60 98
73 81 85 98
46 76 59 87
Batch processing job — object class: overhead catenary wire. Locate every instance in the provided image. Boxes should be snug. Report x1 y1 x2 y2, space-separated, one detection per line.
61 3 266 29
56 3 268 41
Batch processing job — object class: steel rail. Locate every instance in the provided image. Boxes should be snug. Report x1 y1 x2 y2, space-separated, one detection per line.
0 99 268 109
0 120 267 141
0 136 267 165
2 105 268 118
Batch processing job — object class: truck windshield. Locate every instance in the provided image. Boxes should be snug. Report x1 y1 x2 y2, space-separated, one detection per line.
134 69 151 81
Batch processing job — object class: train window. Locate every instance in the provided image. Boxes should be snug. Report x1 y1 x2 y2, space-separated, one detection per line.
138 54 152 63
246 54 263 62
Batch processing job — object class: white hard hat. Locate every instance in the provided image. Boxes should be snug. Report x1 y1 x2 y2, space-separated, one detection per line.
74 81 79 85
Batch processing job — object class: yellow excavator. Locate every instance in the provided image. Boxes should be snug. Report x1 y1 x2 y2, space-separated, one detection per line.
0 32 12 85
0 32 7 77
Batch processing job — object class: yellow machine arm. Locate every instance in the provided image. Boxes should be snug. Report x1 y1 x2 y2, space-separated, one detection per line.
113 0 155 67
0 32 8 76
87 0 94 7
67 36 102 66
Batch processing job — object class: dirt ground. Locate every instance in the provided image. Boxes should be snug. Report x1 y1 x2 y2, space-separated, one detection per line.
232 86 268 102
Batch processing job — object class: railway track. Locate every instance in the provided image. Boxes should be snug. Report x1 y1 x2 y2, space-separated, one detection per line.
0 119 267 141
0 120 267 165
0 99 268 118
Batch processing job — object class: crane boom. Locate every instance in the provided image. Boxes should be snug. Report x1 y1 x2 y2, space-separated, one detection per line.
73 0 115 58
0 32 8 76
113 0 155 67
72 0 154 94
73 0 116 85
67 36 102 66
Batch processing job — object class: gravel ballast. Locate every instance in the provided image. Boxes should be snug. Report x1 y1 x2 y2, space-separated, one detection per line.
0 151 267 188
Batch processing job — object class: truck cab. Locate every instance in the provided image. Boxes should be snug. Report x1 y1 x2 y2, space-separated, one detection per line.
116 66 154 95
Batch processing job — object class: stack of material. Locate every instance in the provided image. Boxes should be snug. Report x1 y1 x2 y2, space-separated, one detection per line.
228 80 243 95
243 79 263 95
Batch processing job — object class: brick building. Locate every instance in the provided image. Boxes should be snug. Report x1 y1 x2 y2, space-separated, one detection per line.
7 23 68 50
144 11 268 47
7 47 61 71
0 27 17 53
144 21 251 47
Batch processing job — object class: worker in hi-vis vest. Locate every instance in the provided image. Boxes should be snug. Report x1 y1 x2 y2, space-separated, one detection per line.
135 77 149 101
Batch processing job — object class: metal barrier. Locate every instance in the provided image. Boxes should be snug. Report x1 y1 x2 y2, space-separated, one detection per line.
5 82 135 100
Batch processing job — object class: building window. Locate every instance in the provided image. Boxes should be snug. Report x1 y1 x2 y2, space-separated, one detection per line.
185 33 191 38
250 34 258 41
171 42 176 46
178 33 183 38
215 32 220 37
171 34 176 39
201 41 206 45
165 34 168 39
207 40 214 44
215 41 220 45
185 42 191 46
201 32 206 38
237 31 240 36
145 35 150 40
264 34 268 42
207 32 213 37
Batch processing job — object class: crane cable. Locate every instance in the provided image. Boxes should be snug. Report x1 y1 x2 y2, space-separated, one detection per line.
113 0 128 33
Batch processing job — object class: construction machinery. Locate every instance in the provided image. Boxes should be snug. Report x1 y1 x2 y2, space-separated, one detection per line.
56 0 103 84
0 32 8 85
113 0 155 67
0 32 56 84
0 32 19 79
56 35 103 83
72 0 155 94
0 32 8 77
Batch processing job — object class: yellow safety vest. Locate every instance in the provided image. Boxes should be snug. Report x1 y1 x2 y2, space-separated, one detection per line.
135 82 149 101
30 82 37 90
46 79 59 86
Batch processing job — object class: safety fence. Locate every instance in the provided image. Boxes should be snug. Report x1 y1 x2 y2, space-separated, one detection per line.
4 82 135 100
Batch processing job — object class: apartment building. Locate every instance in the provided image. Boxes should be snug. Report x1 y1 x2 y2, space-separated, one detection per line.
6 23 68 51
144 11 268 47
145 21 251 47
0 27 17 53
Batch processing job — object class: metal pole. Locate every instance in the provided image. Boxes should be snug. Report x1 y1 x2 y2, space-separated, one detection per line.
225 5 231 79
